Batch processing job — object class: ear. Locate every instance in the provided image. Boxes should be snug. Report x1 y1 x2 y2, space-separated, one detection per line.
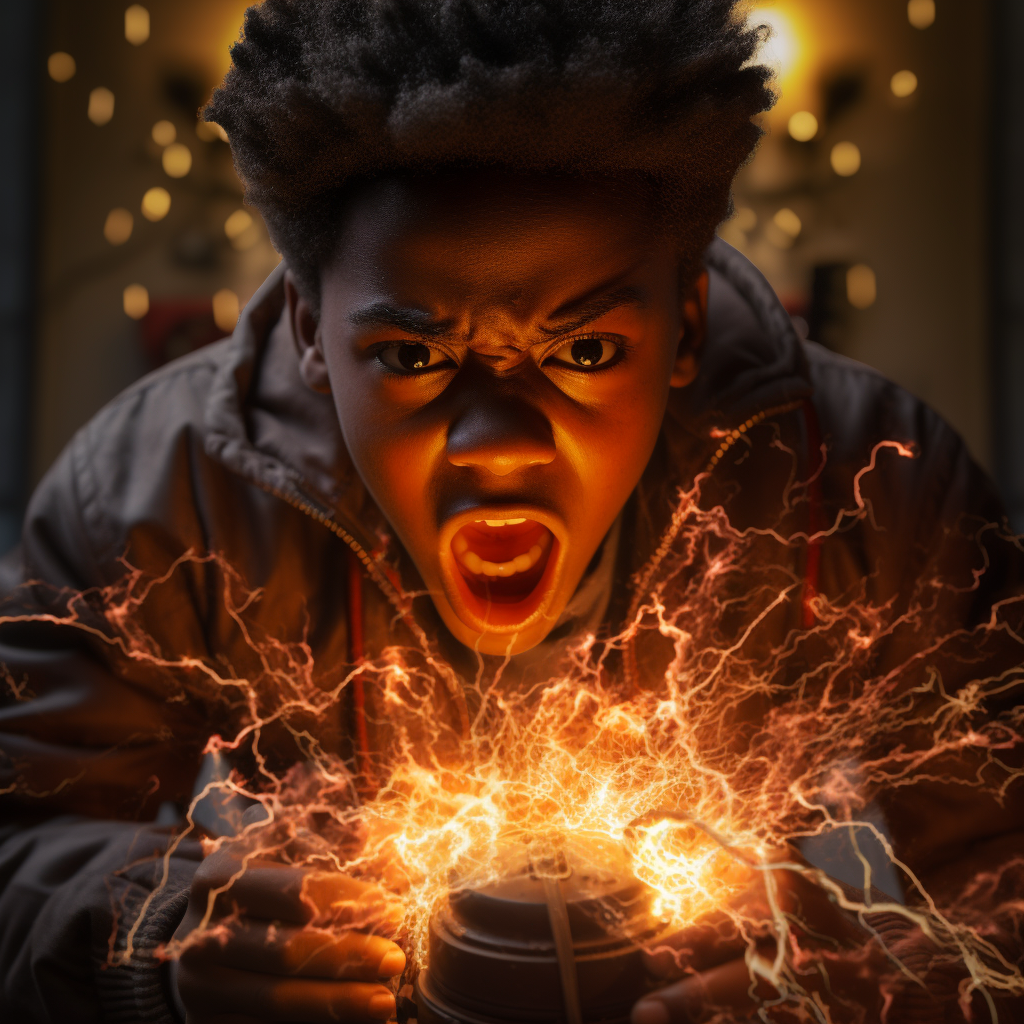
284 270 332 394
670 269 709 389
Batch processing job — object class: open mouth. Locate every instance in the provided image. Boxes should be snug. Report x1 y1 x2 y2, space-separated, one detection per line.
450 518 556 607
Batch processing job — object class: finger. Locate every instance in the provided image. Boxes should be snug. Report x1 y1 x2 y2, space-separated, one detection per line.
196 856 398 928
177 962 396 1024
643 912 752 979
633 957 772 1024
182 921 406 981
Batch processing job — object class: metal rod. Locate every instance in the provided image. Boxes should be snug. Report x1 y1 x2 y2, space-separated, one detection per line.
542 875 583 1024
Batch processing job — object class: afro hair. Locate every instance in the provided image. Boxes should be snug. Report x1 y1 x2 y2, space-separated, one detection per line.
206 0 774 306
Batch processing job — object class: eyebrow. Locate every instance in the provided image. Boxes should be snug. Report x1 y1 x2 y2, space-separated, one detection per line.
538 285 645 337
347 303 455 338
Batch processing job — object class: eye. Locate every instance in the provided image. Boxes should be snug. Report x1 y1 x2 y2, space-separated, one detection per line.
377 342 451 374
546 335 621 370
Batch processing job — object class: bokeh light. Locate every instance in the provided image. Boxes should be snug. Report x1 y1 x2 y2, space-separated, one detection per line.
831 141 862 177
151 120 176 147
103 208 133 246
196 120 229 143
788 110 819 142
161 143 192 178
224 209 253 240
213 288 240 332
907 0 936 30
87 88 115 127
773 208 803 238
125 5 151 46
847 264 877 309
734 207 757 232
890 70 919 98
47 52 76 83
123 283 149 319
141 186 171 221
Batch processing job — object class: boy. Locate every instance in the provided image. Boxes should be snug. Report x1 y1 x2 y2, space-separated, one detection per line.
1 1 1022 1021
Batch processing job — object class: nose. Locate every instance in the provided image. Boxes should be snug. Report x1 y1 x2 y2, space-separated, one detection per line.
447 392 556 476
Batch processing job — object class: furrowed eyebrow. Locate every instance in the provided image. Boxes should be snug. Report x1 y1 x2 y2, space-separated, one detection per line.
348 303 454 338
539 286 645 337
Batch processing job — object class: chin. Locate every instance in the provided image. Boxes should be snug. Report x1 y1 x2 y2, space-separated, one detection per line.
433 509 574 656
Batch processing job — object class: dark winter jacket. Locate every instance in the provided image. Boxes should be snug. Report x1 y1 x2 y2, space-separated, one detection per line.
1 240 1021 1022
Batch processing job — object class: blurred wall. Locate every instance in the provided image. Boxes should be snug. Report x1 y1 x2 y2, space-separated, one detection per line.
721 0 992 471
35 0 279 482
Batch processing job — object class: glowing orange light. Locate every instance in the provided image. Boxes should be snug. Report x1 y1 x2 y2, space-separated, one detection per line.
125 4 150 45
88 87 115 126
47 52 76 83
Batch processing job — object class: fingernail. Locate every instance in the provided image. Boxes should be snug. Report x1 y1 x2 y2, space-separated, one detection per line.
632 1000 670 1024
378 948 406 977
369 992 396 1019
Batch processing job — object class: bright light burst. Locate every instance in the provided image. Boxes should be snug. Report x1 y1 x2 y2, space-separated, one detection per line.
4 440 1024 1016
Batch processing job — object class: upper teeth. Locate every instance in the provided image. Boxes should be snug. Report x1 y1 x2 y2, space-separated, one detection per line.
476 518 527 527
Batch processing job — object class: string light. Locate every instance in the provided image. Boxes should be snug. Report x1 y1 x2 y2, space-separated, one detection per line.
847 265 877 309
104 208 134 246
213 289 240 332
907 0 936 29
830 141 862 177
141 186 171 221
47 52 76 83
125 5 150 45
151 120 176 147
87 88 115 126
787 111 818 142
123 284 149 319
162 143 192 178
890 70 919 98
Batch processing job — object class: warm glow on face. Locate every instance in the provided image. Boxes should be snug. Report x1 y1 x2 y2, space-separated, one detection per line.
123 283 149 319
88 88 115 126
47 52 76 83
847 264 877 309
141 186 171 221
213 288 240 332
151 120 176 147
125 4 151 45
891 70 919 99
831 141 862 177
104 208 134 246
162 143 192 178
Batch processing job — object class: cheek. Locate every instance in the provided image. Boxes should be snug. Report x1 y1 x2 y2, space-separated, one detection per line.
330 370 448 551
557 351 675 502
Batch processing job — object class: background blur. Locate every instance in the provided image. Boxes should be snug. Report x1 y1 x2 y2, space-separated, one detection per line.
2 0 1024 555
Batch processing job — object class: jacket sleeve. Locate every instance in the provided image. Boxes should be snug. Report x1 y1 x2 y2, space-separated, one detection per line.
0 429 209 1022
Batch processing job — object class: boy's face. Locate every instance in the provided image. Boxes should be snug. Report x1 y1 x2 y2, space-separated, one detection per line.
288 170 703 655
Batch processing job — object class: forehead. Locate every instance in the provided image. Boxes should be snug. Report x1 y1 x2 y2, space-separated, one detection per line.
326 169 670 310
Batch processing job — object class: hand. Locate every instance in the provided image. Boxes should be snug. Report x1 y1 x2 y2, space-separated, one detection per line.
172 843 406 1024
632 862 891 1023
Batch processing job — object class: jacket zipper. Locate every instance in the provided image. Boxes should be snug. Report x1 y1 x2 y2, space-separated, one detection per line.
259 480 472 737
259 481 406 613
